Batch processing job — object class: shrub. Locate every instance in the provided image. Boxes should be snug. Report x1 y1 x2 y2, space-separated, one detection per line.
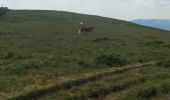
145 40 164 47
157 60 170 68
5 61 42 75
137 59 144 63
159 80 170 93
163 44 170 49
0 52 15 60
78 60 91 67
0 52 32 60
95 54 128 67
0 82 6 92
137 85 158 98
92 37 112 42
153 52 168 60
0 7 10 16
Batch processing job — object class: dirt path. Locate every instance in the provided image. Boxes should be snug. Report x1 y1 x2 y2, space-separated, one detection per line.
39 66 145 100
167 93 170 100
10 61 157 100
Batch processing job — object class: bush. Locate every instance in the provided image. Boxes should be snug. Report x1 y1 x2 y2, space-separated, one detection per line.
0 7 10 16
78 60 91 67
5 61 42 75
157 60 170 68
0 52 32 60
0 52 15 60
95 54 128 67
0 82 6 92
145 40 164 47
159 80 170 93
137 85 158 98
92 37 112 42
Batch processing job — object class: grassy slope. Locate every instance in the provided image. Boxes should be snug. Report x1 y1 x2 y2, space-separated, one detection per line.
0 10 170 99
105 66 170 100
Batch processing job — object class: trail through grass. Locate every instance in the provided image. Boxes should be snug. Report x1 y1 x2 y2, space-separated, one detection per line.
9 62 156 100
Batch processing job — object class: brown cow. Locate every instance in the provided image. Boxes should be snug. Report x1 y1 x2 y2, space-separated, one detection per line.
79 26 94 34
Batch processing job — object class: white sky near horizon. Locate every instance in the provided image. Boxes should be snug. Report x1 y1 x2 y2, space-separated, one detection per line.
0 0 170 20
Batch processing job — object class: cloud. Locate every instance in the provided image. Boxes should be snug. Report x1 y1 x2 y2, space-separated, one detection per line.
1 0 170 20
153 0 170 6
119 0 170 7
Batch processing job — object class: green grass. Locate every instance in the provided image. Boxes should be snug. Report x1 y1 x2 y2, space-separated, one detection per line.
67 76 145 100
0 10 170 99
105 65 170 100
72 66 170 100
9 62 148 100
31 64 170 100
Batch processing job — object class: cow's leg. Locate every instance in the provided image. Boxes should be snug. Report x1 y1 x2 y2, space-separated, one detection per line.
81 29 84 35
78 30 82 34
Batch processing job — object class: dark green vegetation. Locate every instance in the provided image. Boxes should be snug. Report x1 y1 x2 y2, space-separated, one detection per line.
0 10 170 99
157 60 170 68
95 54 128 67
0 7 10 16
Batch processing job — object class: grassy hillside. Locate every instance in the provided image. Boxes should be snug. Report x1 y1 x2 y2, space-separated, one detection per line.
0 10 170 99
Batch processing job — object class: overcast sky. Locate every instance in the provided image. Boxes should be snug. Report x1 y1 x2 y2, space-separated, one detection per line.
1 0 170 20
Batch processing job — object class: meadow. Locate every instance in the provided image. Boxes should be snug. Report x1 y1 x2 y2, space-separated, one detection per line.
0 10 170 99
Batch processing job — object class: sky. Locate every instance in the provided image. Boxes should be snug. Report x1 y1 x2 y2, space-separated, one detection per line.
0 0 170 20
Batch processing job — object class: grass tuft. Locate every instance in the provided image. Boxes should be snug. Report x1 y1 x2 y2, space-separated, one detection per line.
157 60 170 68
95 54 128 67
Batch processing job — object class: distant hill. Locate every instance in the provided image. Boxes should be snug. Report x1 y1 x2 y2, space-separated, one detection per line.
132 19 170 31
